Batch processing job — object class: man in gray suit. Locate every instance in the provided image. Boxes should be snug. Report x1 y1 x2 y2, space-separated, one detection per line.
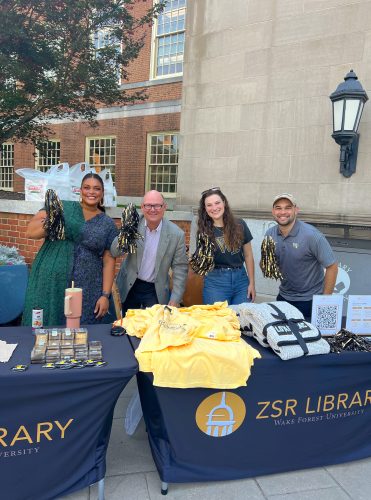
111 190 188 314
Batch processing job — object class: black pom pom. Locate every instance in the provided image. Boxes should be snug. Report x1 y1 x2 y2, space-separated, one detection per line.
117 203 143 253
189 232 215 276
260 236 283 280
327 329 371 353
43 189 65 241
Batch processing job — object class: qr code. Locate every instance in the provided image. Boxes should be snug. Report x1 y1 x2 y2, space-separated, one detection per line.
316 305 338 330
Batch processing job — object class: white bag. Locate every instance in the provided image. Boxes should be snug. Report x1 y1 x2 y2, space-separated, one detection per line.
98 169 117 207
69 162 92 201
15 168 48 201
17 163 117 205
46 163 71 201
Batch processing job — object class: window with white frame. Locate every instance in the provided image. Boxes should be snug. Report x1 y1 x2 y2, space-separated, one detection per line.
93 28 121 84
153 0 186 78
86 137 116 180
36 140 61 172
147 133 179 195
0 143 14 190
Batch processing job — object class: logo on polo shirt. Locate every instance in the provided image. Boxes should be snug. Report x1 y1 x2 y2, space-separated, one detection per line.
196 392 245 437
293 242 299 249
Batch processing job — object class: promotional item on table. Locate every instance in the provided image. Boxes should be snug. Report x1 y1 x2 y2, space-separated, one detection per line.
30 327 103 368
0 339 18 363
327 329 371 353
230 301 330 360
114 301 261 389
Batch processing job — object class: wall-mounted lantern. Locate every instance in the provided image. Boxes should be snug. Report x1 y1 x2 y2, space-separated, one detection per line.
329 69 368 178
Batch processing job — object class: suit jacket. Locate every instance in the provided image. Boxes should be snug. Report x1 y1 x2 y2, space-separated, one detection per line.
111 216 188 305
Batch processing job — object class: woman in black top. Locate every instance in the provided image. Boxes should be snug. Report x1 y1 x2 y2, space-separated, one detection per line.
197 187 256 305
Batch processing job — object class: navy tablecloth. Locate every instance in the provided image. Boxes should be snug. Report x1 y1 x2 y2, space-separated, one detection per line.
0 324 138 500
132 336 371 483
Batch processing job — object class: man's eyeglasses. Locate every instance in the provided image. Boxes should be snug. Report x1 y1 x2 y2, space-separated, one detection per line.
143 203 164 210
201 186 221 196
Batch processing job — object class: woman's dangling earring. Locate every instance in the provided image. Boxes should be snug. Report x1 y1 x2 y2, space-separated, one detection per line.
99 197 105 208
79 194 82 203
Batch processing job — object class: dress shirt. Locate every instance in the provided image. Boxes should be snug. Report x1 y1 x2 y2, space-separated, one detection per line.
138 220 162 282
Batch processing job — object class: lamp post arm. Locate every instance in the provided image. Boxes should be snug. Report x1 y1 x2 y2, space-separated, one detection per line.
339 134 359 178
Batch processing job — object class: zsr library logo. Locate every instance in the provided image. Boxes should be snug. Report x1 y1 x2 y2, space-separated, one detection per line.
195 392 246 437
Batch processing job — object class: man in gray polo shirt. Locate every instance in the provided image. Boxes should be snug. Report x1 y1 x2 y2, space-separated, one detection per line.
263 193 338 320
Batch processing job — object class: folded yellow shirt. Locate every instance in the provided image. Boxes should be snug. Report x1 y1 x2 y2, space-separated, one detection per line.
115 302 261 389
180 302 241 341
136 337 261 389
114 304 163 337
115 302 241 342
137 306 198 353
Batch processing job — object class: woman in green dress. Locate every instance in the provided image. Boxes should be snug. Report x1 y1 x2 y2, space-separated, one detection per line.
22 173 118 327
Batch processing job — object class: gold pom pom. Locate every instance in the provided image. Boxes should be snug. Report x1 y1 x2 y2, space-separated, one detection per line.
260 236 283 280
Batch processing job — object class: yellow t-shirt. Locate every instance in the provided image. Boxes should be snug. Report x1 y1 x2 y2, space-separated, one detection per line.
119 302 261 389
136 337 260 389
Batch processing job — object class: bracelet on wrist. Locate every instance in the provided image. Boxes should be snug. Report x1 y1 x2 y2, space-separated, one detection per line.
101 291 111 299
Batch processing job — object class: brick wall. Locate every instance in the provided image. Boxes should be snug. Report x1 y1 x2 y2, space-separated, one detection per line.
125 0 156 84
0 212 43 264
0 211 191 270
13 110 181 197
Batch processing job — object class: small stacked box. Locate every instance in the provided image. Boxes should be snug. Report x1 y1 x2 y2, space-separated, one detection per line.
88 340 103 361
30 328 96 364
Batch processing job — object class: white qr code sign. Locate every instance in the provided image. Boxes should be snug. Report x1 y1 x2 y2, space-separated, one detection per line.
311 295 343 336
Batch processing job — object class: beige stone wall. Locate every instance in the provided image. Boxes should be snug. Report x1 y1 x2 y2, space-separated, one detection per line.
177 0 371 220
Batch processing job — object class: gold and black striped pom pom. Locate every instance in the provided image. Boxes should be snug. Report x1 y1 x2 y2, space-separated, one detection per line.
43 189 65 241
260 236 283 280
189 232 215 276
117 203 143 254
327 329 371 353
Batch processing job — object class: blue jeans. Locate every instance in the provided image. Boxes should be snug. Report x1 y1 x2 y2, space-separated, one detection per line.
203 267 250 305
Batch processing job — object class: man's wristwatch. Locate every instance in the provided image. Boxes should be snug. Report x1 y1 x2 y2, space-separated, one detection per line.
101 291 111 299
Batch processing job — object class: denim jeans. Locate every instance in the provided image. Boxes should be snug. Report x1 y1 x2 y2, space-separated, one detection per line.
203 266 250 305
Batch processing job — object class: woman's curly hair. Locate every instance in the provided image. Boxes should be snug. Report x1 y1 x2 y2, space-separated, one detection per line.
197 188 243 252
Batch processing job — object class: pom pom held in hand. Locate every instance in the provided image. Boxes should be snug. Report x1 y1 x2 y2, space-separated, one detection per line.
189 232 215 276
117 203 142 253
43 189 65 241
260 236 283 280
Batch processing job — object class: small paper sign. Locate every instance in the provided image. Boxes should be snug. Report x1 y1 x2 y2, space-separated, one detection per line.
346 295 371 335
311 295 343 336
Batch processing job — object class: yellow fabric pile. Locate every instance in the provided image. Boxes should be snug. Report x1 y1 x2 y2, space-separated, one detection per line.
114 302 261 389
